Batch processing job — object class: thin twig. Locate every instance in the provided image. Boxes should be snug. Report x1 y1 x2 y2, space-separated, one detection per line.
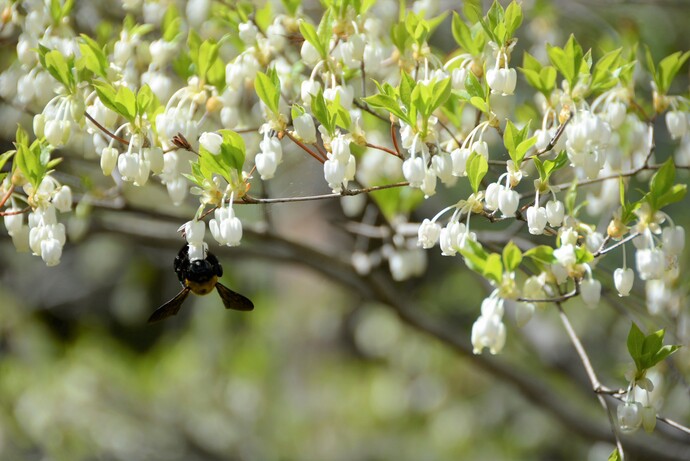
239 182 409 205
85 111 130 146
283 130 326 163
556 302 626 459
365 142 402 159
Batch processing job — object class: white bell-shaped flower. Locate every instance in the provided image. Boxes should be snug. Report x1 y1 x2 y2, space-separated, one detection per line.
662 226 685 255
526 206 547 235
145 147 165 174
545 200 564 227
209 206 243 247
300 80 321 106
618 401 642 434
471 313 506 355
417 219 441 249
498 187 519 217
554 243 576 267
614 267 634 296
184 220 206 245
636 248 664 280
586 232 604 253
331 136 351 162
487 66 516 96
402 156 425 187
580 277 601 307
450 147 470 176
515 302 535 327
665 110 687 140
118 152 140 181
300 41 320 66
431 152 454 184
40 237 62 266
293 113 317 144
485 182 502 211
324 158 347 192
4 209 24 236
52 186 72 213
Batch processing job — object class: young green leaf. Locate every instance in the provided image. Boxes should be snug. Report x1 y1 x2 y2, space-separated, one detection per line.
466 152 488 193
254 70 281 116
546 35 584 91
502 241 522 272
524 245 555 265
484 253 503 285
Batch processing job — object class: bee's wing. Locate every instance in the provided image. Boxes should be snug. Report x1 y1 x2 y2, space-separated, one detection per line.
216 283 254 311
148 288 191 323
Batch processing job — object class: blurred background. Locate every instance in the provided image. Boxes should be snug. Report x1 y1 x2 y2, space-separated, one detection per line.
0 1 690 460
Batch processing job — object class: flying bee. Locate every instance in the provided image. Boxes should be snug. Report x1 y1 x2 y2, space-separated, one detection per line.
148 244 254 323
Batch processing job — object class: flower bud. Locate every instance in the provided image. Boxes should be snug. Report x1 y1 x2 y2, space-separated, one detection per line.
641 405 657 433
100 147 119 176
293 113 317 144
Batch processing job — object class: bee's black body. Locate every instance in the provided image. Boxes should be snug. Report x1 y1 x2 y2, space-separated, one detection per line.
148 244 254 323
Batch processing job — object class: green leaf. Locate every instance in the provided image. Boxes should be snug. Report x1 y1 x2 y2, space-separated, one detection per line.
608 448 622 461
428 78 452 116
656 51 690 95
114 86 137 122
627 322 646 371
656 184 687 209
503 119 531 164
462 0 482 23
42 49 75 91
502 241 522 272
466 152 488 193
524 245 555 265
316 8 333 57
399 71 415 110
504 1 522 37
92 81 120 116
363 83 410 125
136 84 156 116
484 253 503 284
197 39 220 82
519 52 557 95
469 96 489 113
589 48 623 93
162 5 182 41
299 20 326 58
311 90 334 135
218 130 246 172
649 157 675 198
77 34 108 78
459 239 490 275
546 35 584 91
465 71 485 100
451 12 483 55
254 70 281 116
0 150 14 172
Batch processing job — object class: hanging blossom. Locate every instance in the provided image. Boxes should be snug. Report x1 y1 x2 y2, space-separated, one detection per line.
486 41 517 96
183 219 207 261
564 108 612 179
472 290 507 355
323 134 356 193
255 130 283 180
209 194 243 247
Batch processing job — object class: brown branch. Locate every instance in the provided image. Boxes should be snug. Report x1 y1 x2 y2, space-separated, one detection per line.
365 141 402 159
283 130 326 163
240 181 409 205
85 111 130 146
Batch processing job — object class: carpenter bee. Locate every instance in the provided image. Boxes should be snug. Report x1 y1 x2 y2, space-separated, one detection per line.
148 244 254 323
